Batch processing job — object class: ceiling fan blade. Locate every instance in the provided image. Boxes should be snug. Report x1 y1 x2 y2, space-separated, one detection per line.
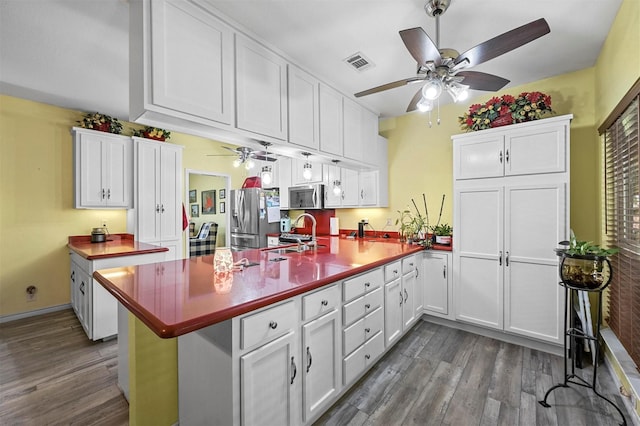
454 18 550 67
406 88 424 113
456 71 510 91
399 27 442 66
222 146 241 153
355 76 424 98
252 155 277 162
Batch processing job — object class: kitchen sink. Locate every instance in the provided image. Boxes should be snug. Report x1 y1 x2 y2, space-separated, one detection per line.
266 244 327 255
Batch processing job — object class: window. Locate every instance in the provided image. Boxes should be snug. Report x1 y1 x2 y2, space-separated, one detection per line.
604 92 640 368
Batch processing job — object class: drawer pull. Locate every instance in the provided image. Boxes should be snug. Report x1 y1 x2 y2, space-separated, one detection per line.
365 303 371 309
306 347 312 373
269 321 278 329
365 282 370 288
291 356 297 384
321 299 328 306
393 269 398 275
365 354 371 360
365 327 371 333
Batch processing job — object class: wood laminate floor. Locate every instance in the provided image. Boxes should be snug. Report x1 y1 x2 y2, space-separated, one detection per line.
0 310 631 426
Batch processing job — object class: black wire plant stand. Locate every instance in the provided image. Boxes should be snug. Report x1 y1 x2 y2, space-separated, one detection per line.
539 252 627 426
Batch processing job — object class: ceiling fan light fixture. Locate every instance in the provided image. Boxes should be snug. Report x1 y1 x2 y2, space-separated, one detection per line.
245 158 255 170
422 79 442 100
233 158 242 168
447 83 469 102
417 97 434 112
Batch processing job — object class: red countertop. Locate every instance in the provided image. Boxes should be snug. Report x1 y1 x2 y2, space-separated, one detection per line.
68 234 169 260
93 236 425 338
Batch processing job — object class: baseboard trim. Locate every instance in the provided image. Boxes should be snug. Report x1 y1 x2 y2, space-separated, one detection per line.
0 304 71 324
420 314 564 357
601 327 640 425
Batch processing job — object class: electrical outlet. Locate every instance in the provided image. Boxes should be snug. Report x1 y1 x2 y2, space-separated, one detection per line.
101 219 107 228
361 218 369 225
386 218 392 226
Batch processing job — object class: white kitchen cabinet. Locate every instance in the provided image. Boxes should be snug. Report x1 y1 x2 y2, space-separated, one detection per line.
302 309 340 422
235 33 288 140
128 138 184 260
318 84 343 157
383 255 420 347
422 251 452 319
452 115 571 345
278 157 292 209
288 65 319 151
130 0 235 129
453 114 571 180
323 164 358 208
342 97 363 163
292 158 324 185
401 255 419 329
72 127 132 209
358 170 378 206
69 250 166 341
241 331 300 426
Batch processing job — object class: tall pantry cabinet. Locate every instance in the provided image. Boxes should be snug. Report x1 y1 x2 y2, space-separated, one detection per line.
128 137 184 259
452 114 572 345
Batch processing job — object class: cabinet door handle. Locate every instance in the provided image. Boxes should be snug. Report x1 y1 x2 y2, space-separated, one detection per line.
443 265 447 279
71 270 75 282
499 150 503 163
269 321 278 329
360 189 364 199
365 327 371 333
306 347 312 373
399 291 403 306
79 281 85 295
102 189 106 199
291 356 297 384
506 251 510 267
404 288 408 303
365 354 371 360
505 149 510 163
415 268 419 278
107 189 111 199
156 204 161 213
499 251 503 266
161 204 165 213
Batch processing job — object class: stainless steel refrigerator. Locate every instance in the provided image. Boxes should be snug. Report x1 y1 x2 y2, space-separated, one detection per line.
230 188 280 250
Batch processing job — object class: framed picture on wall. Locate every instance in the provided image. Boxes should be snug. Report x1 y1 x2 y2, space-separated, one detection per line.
219 189 226 199
190 204 199 217
220 202 225 214
189 189 197 203
202 190 216 214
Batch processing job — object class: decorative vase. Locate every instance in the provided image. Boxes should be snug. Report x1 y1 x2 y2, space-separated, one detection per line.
143 131 165 141
491 115 513 128
94 122 111 133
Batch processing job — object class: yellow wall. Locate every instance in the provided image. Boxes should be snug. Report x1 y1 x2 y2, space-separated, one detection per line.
0 95 251 317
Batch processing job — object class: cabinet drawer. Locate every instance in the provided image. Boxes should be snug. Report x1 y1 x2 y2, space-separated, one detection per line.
343 306 383 356
343 268 382 302
384 261 401 282
343 330 384 386
343 286 383 326
302 284 340 322
241 301 296 350
402 255 417 274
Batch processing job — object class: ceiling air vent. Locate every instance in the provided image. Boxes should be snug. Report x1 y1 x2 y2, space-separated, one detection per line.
344 52 374 72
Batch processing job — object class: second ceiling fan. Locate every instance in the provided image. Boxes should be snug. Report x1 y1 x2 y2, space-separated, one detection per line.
355 0 550 113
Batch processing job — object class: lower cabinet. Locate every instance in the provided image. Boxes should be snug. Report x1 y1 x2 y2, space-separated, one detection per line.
69 250 167 341
384 255 420 347
422 251 452 319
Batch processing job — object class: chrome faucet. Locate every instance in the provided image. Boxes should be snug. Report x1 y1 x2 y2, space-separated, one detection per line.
292 213 317 250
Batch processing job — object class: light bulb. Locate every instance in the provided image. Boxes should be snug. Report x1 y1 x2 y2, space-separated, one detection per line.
447 83 470 102
303 162 313 180
245 159 255 170
333 181 342 196
417 97 434 112
422 79 442 100
233 158 242 168
261 166 272 185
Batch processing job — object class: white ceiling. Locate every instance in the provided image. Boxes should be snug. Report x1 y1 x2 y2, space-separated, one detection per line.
0 0 623 121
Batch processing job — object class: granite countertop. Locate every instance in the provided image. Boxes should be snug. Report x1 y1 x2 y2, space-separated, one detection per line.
93 236 424 338
68 233 168 260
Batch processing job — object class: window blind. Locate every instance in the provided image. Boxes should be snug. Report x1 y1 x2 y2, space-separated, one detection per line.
604 95 640 368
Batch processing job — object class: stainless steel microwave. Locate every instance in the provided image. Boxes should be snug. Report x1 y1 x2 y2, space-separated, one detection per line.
288 184 324 209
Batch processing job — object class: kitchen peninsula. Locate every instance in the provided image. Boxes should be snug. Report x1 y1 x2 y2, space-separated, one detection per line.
93 236 425 425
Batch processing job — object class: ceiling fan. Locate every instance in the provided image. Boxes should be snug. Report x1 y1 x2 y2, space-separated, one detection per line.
354 0 550 113
207 142 276 169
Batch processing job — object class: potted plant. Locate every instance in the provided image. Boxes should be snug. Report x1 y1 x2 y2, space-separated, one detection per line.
133 126 171 141
430 223 453 245
77 112 123 134
555 231 619 290
396 209 426 243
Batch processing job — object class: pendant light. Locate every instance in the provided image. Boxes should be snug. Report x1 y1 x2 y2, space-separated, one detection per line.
331 159 342 195
258 141 274 185
301 152 313 181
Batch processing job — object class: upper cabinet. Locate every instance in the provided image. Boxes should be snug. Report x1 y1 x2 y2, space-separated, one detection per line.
235 33 288 140
453 115 571 180
318 84 344 157
288 65 320 150
130 0 234 128
72 128 132 209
